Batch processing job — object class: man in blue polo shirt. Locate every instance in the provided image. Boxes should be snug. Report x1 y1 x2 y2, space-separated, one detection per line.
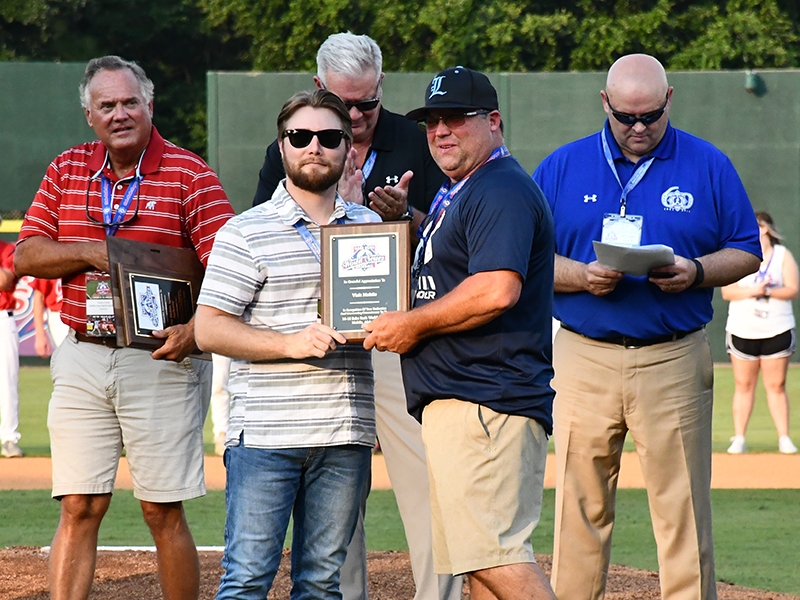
533 54 760 600
366 67 556 600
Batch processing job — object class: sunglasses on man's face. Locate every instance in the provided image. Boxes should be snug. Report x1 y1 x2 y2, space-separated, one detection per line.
606 93 669 127
282 129 346 149
418 110 491 132
343 98 380 112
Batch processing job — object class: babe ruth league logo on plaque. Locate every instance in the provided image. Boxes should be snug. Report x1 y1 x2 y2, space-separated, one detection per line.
339 241 389 275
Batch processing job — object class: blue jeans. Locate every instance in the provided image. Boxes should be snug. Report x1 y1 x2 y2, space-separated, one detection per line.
216 442 371 600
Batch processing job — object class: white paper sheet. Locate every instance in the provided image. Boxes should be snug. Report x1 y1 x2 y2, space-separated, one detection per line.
592 241 675 276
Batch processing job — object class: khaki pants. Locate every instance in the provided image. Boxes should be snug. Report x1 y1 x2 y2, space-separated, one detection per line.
551 328 716 600
340 351 463 600
422 399 548 576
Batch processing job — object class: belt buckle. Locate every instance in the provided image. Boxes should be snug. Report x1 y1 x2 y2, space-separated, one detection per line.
622 337 643 349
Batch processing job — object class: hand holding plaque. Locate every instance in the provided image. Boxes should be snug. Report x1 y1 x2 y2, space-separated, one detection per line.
321 222 411 342
106 237 207 356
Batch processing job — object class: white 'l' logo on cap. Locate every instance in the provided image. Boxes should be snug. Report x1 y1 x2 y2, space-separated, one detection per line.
429 76 447 98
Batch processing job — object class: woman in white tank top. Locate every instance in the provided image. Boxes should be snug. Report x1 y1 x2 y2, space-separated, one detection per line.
721 211 798 454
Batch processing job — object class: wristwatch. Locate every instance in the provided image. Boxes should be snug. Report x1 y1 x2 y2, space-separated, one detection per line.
399 204 414 221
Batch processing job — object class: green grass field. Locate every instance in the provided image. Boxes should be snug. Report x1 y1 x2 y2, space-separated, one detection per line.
0 489 797 595
18 364 800 456
8 365 800 595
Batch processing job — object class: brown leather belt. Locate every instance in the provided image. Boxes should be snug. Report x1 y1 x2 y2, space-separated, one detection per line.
75 332 118 348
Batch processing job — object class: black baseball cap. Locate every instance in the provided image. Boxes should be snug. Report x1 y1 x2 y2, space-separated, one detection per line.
405 66 499 121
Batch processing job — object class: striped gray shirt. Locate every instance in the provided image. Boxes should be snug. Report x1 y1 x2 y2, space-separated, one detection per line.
198 182 380 449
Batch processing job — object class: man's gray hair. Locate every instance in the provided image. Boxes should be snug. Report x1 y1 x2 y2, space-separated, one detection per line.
79 55 155 109
316 32 382 87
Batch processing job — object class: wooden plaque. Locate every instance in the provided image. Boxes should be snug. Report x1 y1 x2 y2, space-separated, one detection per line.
321 222 411 342
107 237 208 357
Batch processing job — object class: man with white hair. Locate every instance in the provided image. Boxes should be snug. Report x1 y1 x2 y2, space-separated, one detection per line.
15 55 234 600
533 54 760 600
251 32 458 600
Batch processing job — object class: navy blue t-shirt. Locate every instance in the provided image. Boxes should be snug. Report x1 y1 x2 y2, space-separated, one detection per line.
401 156 555 433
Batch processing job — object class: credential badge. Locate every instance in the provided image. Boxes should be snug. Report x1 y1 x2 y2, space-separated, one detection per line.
661 186 694 212
429 76 447 98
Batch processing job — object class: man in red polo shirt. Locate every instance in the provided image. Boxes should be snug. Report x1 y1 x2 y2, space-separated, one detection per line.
0 229 22 459
15 55 234 600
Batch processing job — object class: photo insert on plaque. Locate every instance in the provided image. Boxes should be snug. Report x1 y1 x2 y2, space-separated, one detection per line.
128 273 194 337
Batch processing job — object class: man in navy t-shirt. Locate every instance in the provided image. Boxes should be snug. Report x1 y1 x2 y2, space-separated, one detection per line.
533 54 761 600
365 67 556 600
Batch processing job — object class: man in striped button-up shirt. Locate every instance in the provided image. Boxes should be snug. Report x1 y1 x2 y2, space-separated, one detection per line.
195 89 379 600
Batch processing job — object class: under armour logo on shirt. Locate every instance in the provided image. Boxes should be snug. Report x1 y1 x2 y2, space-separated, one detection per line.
386 175 399 184
584 194 597 203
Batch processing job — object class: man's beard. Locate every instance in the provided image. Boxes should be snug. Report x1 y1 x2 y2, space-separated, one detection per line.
284 155 345 193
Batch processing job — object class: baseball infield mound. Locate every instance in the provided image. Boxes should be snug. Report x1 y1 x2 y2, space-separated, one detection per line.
1 548 796 600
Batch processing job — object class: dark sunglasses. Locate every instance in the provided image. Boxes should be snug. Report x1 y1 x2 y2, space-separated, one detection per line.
606 93 669 127
282 129 346 149
320 81 381 113
344 97 381 112
418 110 491 131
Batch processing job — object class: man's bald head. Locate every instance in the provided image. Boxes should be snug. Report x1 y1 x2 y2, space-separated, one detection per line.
606 54 669 101
601 54 673 162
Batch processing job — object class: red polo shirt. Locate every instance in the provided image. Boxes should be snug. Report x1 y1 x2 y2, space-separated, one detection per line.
19 127 234 333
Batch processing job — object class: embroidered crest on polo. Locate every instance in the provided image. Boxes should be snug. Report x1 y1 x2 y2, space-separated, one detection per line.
145 200 156 210
429 76 447 98
661 186 694 212
584 194 597 203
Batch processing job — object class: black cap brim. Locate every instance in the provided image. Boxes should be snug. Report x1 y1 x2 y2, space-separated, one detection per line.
405 102 484 121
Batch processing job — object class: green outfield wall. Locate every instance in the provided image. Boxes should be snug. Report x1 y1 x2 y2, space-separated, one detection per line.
1 62 95 220
207 69 800 361
3 64 798 361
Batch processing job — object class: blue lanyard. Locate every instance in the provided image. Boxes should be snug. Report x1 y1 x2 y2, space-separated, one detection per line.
100 176 140 236
94 150 145 236
413 145 510 278
756 248 775 282
294 216 347 263
361 149 378 190
601 128 654 217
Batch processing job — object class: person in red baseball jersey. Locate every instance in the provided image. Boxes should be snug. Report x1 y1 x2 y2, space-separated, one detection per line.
15 55 234 600
0 225 22 459
31 278 68 357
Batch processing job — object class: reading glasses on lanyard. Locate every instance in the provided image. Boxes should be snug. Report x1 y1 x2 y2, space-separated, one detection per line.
85 151 145 233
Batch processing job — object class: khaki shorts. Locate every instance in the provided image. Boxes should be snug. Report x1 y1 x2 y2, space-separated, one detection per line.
48 331 211 502
421 399 548 575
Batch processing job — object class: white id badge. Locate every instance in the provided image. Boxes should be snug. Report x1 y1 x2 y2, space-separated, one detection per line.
601 214 643 246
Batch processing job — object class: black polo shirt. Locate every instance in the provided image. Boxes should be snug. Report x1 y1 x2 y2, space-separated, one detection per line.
252 107 443 213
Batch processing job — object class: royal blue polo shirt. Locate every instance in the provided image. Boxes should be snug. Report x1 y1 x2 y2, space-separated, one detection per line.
533 121 760 339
